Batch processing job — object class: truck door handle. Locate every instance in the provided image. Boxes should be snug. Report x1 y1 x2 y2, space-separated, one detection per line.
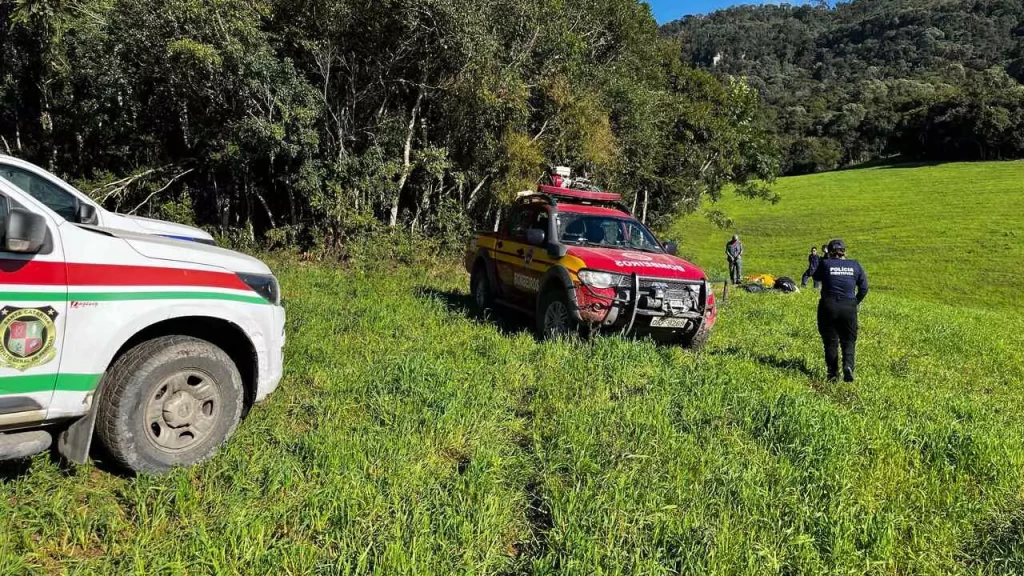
497 241 504 249
516 249 525 256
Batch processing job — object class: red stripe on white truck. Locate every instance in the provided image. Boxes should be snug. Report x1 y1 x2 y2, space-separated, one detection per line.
0 260 249 291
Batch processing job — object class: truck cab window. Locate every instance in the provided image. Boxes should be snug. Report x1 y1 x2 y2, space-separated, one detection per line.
506 208 532 240
0 166 79 221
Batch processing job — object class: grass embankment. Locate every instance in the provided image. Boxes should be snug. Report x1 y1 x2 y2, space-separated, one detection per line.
2 255 1024 574
666 161 1024 312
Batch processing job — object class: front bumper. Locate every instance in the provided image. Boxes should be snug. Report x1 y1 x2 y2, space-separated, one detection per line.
256 304 286 402
574 274 717 337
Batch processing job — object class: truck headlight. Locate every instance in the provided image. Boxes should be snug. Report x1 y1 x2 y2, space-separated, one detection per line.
578 270 630 289
238 273 281 305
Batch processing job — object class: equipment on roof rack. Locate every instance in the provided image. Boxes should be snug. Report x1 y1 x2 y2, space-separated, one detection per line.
537 166 623 204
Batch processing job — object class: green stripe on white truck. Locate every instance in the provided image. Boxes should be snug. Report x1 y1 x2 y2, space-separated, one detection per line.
0 374 102 395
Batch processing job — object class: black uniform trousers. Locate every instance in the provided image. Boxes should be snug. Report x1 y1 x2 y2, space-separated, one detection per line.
817 296 858 378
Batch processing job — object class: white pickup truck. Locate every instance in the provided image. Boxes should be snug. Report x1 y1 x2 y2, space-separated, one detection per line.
0 173 284 474
0 155 215 245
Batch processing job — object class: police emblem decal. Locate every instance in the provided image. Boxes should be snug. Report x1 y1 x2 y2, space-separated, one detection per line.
0 306 59 371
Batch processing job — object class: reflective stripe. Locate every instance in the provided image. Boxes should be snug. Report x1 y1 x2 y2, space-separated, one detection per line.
0 373 101 396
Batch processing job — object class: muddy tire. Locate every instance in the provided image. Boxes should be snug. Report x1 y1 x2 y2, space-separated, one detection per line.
96 336 244 475
471 264 495 311
680 326 711 350
537 289 580 340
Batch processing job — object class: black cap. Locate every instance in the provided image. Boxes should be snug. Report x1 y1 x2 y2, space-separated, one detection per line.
828 239 847 255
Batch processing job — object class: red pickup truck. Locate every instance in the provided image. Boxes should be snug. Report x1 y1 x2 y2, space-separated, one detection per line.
465 179 717 347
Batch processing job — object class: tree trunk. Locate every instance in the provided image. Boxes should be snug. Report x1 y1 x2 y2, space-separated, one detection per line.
389 88 424 228
641 189 649 224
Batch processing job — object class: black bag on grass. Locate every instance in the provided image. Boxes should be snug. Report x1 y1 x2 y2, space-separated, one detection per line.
774 277 799 293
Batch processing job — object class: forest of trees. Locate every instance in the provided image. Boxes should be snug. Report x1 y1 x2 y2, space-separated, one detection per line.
0 0 778 245
664 0 1024 175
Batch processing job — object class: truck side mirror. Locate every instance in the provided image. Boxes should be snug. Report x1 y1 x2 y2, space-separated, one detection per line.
664 241 679 256
76 202 98 225
5 208 47 254
526 228 546 247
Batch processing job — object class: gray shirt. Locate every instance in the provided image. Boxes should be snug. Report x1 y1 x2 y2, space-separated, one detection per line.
726 240 743 260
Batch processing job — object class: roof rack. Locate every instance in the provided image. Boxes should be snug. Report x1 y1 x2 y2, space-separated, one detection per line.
537 185 622 204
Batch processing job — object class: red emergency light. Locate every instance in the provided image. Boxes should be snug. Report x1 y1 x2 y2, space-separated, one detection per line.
538 185 622 203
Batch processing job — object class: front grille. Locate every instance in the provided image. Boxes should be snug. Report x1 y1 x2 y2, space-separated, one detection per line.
638 278 703 313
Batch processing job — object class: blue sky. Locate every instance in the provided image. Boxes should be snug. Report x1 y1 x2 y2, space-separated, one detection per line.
648 1 817 23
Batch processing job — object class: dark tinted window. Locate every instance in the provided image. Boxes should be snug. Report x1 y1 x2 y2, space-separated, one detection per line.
0 166 78 221
506 207 532 240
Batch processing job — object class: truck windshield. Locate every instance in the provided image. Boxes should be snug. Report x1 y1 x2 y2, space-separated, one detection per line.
558 214 663 253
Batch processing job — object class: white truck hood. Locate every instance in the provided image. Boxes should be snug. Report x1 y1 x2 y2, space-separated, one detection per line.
102 212 215 243
78 225 271 275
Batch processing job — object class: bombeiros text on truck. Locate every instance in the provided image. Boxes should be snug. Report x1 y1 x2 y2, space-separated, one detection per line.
465 167 717 347
0 170 285 474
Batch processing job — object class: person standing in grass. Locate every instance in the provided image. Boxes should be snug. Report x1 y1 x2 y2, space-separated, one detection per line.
813 239 869 383
726 235 744 285
802 246 821 288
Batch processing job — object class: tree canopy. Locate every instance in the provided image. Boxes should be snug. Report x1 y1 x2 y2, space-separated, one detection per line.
0 0 777 244
663 0 1024 174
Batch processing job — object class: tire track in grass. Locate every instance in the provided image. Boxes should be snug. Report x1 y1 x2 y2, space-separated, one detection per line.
507 378 555 575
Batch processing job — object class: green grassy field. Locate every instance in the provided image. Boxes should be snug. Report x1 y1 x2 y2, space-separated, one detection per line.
666 161 1024 312
2 162 1024 575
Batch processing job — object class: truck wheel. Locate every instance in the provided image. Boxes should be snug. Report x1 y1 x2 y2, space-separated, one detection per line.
471 265 494 311
537 289 579 340
679 327 711 350
96 336 244 475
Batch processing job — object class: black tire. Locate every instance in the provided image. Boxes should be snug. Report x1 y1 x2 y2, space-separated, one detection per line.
537 289 580 340
680 326 711 350
470 264 495 311
96 336 244 475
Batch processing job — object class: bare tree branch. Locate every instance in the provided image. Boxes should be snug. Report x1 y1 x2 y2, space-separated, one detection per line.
95 165 173 203
128 168 195 215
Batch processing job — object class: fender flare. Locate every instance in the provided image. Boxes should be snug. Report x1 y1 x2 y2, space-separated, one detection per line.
538 266 582 321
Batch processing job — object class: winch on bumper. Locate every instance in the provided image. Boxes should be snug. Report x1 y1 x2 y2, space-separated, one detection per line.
573 273 716 338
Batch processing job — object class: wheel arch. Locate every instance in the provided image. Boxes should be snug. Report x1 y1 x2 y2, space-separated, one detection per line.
106 317 259 411
471 248 501 294
539 266 581 320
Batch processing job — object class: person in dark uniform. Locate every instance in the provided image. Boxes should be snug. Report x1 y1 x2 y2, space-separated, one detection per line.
813 239 869 383
726 235 744 285
801 246 821 288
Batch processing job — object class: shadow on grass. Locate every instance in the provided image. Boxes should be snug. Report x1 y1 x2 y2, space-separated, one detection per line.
876 160 947 170
961 503 1024 573
415 287 698 349
0 458 34 483
0 444 86 483
712 345 818 379
415 287 538 339
834 157 948 172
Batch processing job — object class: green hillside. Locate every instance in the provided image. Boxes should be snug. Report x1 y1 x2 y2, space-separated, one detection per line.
666 161 1024 312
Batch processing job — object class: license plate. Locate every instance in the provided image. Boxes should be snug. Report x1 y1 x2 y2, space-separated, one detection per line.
650 317 691 329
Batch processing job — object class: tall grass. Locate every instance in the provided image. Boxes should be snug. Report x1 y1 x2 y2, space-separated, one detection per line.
2 252 1022 574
